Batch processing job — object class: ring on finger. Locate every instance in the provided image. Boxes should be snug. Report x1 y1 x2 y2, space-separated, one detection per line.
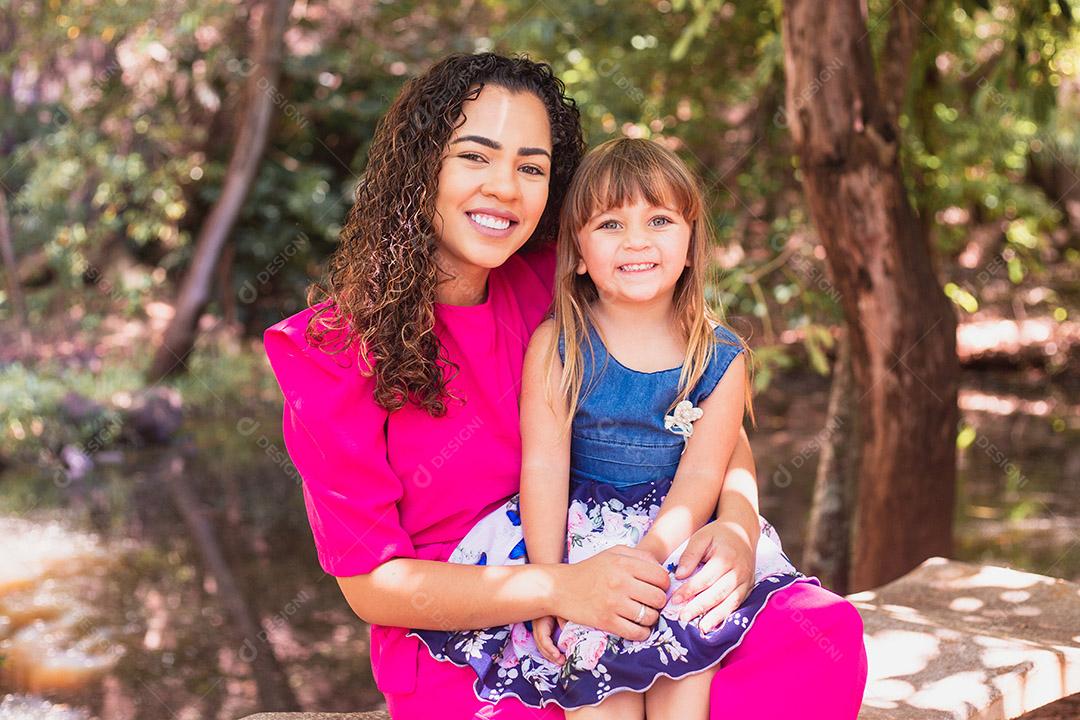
634 601 647 624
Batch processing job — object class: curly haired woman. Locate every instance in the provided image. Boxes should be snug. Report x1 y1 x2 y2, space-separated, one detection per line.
263 52 867 719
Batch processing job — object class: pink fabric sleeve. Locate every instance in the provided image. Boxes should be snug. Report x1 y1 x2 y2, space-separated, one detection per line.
263 311 417 578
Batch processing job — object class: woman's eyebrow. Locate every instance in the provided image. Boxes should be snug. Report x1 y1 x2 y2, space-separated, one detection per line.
450 135 551 159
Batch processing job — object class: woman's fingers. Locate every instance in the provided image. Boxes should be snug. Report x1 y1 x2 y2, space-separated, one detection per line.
698 581 751 633
678 567 738 622
631 580 669 612
622 551 671 591
622 596 660 628
612 615 652 642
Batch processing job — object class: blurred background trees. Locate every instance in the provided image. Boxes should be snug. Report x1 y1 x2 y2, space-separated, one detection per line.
0 1 1077 715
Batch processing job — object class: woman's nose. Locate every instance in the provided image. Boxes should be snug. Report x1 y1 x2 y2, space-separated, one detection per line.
480 162 519 202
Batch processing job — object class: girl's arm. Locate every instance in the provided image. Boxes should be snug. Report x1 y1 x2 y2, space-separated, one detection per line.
519 319 572 566
636 353 747 564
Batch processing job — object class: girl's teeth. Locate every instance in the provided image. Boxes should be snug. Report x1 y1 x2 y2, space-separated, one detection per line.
469 213 511 230
620 263 656 272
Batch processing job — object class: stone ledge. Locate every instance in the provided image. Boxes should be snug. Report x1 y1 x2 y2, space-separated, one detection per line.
240 558 1080 720
241 715 389 720
853 557 1080 719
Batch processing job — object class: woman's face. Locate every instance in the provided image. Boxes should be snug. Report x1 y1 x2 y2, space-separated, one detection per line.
432 84 552 272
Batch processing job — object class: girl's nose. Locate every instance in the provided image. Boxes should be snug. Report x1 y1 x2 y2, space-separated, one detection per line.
622 230 650 250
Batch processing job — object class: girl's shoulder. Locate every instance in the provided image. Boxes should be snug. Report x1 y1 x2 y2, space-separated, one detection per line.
691 322 746 402
710 322 744 353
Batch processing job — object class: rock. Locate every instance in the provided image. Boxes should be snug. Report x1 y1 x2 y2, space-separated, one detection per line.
58 392 106 426
851 557 1080 719
240 715 388 720
59 445 93 481
124 387 183 444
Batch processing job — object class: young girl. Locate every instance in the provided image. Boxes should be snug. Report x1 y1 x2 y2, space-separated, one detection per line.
410 138 817 716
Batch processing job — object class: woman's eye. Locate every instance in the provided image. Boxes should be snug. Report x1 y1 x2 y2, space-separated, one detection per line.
520 165 546 176
460 152 486 162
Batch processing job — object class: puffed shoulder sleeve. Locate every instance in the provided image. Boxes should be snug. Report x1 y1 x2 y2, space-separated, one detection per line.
690 324 747 404
263 305 416 578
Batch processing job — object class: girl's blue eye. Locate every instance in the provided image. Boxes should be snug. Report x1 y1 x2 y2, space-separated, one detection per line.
650 216 673 226
598 220 620 230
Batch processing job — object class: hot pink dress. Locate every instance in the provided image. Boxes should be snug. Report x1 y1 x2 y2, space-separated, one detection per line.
264 244 868 719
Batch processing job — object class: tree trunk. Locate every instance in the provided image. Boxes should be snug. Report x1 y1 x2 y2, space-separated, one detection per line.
780 0 959 591
146 0 292 382
0 190 31 355
802 329 859 594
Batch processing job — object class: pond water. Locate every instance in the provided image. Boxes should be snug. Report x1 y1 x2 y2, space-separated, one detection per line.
1 368 1075 718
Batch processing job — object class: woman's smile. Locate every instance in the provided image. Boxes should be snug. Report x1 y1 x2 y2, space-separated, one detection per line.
466 207 520 238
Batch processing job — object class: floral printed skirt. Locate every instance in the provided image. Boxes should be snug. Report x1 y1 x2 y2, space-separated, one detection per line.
408 479 818 709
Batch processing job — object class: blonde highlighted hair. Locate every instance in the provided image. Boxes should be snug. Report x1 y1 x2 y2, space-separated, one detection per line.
544 137 755 433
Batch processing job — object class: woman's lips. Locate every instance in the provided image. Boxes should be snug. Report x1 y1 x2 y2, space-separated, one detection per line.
466 211 518 238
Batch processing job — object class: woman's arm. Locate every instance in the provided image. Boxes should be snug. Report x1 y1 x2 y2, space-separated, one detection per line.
709 428 760 561
519 319 572 567
636 353 747 564
337 557 560 630
336 545 670 639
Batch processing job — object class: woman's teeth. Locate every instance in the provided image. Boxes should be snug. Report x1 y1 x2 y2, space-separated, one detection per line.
468 213 512 230
619 263 657 272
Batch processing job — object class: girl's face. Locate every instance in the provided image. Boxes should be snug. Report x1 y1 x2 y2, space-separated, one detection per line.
432 84 552 272
575 197 692 306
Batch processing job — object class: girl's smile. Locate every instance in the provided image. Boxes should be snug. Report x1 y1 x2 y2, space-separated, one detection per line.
576 199 691 306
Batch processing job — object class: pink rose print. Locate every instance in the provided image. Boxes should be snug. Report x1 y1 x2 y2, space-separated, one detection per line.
574 630 609 671
556 623 586 654
601 506 624 536
511 622 535 654
567 503 590 534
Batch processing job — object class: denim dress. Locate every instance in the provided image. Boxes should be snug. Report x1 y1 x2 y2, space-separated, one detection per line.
409 320 817 709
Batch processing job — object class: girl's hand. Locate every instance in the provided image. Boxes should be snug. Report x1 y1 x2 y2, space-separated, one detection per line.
670 520 755 632
552 545 669 642
531 615 565 666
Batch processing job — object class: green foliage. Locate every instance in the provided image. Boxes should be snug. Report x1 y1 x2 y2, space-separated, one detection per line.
1 0 1076 387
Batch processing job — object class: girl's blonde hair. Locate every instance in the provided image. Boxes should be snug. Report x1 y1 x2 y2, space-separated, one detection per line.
545 137 755 433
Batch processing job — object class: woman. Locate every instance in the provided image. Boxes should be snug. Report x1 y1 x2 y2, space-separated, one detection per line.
264 53 867 719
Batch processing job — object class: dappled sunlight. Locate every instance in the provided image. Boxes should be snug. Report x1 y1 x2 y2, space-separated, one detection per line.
865 629 942 679
854 558 1080 719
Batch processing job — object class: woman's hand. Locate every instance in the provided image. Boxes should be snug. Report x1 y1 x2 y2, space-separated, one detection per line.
552 545 669 641
531 615 565 665
670 519 756 632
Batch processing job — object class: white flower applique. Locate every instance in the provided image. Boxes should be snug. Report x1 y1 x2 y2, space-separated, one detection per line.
664 399 704 450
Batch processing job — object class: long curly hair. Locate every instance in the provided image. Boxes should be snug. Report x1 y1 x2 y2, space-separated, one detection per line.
303 53 585 416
